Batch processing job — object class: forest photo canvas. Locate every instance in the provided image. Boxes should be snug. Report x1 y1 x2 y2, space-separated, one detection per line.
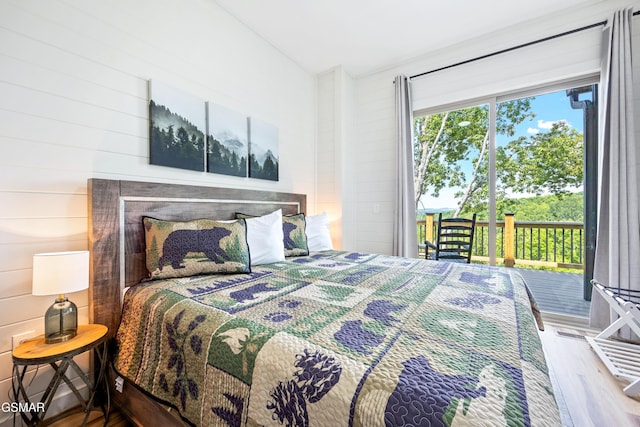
149 80 206 171
249 118 279 181
207 103 248 177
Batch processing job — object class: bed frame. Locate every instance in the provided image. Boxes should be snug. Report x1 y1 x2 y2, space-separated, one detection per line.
87 178 306 426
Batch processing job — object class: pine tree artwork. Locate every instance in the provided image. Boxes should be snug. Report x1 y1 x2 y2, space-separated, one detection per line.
248 117 279 181
207 102 249 177
149 80 206 172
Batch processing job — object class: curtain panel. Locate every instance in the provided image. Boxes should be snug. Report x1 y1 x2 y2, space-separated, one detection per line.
393 75 418 258
591 7 640 336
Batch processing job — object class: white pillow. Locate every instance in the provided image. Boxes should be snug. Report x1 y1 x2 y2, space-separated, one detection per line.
244 209 286 265
305 212 334 251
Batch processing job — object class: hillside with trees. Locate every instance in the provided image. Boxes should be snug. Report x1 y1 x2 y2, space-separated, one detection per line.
494 192 583 222
419 192 583 222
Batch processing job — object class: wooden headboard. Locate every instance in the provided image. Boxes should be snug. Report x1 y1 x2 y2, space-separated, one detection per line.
87 178 306 338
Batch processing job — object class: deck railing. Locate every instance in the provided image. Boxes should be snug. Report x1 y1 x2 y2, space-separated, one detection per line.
417 213 584 270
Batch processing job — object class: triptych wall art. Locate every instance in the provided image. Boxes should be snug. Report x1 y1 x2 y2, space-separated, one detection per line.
149 80 279 181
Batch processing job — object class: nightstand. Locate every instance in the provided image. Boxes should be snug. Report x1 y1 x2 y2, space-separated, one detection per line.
12 324 110 426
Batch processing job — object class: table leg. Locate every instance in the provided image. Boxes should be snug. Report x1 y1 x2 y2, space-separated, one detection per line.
12 364 42 425
80 340 110 427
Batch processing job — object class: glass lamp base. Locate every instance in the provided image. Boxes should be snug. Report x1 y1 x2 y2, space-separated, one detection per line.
45 329 77 344
44 296 78 344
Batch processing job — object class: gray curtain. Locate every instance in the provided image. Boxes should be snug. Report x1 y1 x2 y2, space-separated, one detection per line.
393 75 418 258
591 7 639 335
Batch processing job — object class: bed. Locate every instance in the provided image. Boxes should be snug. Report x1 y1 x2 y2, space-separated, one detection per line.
88 178 561 427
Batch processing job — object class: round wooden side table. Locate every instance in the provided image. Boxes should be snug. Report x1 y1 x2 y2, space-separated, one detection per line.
12 324 109 426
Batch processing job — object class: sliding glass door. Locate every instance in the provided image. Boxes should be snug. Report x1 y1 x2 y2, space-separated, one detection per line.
414 103 489 258
495 88 586 268
415 81 595 278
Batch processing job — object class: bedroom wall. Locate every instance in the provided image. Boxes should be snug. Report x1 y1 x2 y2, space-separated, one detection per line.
315 66 356 250
339 0 640 255
0 0 315 422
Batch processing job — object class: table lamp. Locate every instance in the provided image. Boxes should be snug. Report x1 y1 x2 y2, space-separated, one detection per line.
32 251 89 344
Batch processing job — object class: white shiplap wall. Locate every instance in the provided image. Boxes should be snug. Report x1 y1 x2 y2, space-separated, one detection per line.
352 73 396 254
0 0 315 422
315 66 356 250
316 70 338 246
342 0 640 255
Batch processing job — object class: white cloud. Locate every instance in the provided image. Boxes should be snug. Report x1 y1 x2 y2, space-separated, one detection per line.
537 119 571 130
537 119 555 129
527 127 540 134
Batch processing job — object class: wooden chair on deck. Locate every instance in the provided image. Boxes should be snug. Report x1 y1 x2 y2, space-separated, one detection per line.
425 213 476 263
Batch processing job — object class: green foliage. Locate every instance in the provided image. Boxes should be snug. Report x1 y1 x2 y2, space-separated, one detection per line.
493 192 583 222
414 99 534 209
475 193 584 265
414 98 584 220
497 121 583 196
420 192 583 222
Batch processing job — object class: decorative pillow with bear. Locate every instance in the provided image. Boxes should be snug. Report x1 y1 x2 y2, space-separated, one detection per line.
280 213 309 256
143 217 250 279
236 212 309 257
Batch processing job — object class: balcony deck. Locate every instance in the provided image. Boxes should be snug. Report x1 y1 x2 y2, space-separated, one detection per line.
515 268 590 321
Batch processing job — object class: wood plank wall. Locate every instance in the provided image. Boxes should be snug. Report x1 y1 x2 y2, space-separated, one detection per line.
0 1 315 423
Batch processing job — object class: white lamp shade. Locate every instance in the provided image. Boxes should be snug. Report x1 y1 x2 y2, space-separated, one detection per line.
32 251 89 296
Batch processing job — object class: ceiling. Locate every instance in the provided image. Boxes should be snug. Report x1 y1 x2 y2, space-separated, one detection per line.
214 0 598 76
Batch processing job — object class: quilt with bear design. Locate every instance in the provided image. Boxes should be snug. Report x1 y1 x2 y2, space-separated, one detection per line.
114 250 561 426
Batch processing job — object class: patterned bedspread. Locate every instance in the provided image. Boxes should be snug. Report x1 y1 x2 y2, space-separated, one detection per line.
114 251 560 426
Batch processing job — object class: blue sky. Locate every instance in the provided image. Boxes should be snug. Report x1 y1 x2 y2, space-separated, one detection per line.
422 88 587 211
506 89 584 144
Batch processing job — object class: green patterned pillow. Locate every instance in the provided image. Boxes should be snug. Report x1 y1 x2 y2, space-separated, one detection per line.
236 212 309 257
282 213 309 256
143 217 250 279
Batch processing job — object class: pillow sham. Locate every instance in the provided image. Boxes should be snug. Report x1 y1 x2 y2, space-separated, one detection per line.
244 209 285 265
281 213 309 256
143 217 250 279
305 212 334 251
236 211 309 257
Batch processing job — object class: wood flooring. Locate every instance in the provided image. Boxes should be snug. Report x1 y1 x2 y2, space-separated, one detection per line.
47 409 131 427
540 322 640 427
